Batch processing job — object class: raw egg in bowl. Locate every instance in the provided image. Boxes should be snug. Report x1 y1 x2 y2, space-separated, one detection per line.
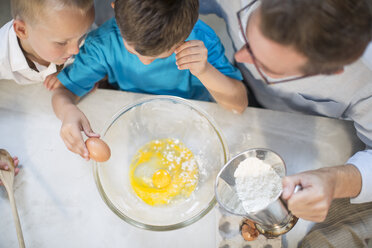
93 96 228 230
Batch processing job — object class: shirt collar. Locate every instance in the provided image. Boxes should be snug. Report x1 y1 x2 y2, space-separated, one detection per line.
8 21 57 74
8 22 30 72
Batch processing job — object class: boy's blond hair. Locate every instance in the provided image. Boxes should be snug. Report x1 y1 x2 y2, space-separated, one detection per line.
11 0 93 24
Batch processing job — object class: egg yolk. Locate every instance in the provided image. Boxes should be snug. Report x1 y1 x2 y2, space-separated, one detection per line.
152 169 171 188
129 138 199 206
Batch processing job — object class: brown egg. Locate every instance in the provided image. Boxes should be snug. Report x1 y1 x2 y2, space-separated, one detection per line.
85 138 111 162
241 219 259 241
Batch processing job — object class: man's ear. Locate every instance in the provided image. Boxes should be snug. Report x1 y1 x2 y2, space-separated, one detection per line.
13 19 28 40
111 2 115 9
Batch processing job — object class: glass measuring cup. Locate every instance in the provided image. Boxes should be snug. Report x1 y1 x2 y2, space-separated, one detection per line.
215 148 298 237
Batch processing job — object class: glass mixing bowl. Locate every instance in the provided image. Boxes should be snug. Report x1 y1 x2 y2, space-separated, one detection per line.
93 96 229 231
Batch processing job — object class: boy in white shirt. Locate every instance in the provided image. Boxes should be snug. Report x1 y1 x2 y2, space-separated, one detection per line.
0 0 95 90
0 0 94 183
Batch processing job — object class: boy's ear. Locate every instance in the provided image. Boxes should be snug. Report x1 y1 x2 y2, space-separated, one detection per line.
13 19 28 40
111 2 115 9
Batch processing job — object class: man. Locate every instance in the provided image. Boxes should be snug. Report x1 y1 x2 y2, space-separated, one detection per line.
233 0 372 223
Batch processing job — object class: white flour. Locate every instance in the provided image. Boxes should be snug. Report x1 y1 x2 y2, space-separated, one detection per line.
234 157 282 213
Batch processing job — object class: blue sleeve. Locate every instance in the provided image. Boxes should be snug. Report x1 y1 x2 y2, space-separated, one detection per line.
57 39 108 97
193 21 243 81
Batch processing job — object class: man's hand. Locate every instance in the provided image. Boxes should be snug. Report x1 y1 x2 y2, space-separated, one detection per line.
44 73 62 91
60 106 100 160
175 40 209 77
281 168 337 222
281 165 362 222
0 156 20 186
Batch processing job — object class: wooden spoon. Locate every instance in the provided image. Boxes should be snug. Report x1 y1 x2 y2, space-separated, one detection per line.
0 149 25 248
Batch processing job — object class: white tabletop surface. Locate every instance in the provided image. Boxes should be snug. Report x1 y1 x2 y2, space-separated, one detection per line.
0 80 364 248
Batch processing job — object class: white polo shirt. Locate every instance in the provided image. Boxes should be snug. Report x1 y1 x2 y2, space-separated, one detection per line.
0 20 72 85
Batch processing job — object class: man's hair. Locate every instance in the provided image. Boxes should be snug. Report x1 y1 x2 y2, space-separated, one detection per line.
11 0 93 24
259 0 372 75
114 0 199 56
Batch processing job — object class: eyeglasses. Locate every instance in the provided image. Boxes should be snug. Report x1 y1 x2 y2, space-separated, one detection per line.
237 0 313 85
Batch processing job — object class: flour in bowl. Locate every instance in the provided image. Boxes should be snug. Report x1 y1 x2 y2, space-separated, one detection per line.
234 157 282 213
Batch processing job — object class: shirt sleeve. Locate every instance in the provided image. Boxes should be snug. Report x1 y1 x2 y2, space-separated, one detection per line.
348 149 372 203
345 86 372 203
208 39 243 81
57 40 108 97
194 21 243 81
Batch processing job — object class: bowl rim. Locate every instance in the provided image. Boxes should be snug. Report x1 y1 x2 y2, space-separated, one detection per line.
92 95 229 231
214 148 286 217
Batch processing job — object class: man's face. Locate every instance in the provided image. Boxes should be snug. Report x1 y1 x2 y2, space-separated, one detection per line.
18 6 94 65
234 10 308 79
123 40 178 65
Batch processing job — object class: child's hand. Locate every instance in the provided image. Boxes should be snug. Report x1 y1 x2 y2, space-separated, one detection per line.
44 73 62 91
175 40 210 77
0 156 20 186
60 108 100 160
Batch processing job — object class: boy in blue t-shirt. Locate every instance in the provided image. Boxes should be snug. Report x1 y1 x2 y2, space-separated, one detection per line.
52 0 248 160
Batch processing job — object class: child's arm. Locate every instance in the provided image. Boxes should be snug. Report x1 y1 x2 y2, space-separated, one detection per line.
175 40 248 113
52 84 100 160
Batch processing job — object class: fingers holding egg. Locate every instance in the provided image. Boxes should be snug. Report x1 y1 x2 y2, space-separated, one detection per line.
85 137 111 162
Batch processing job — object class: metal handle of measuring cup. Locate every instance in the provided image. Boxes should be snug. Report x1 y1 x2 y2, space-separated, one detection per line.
280 185 302 229
281 185 302 213
293 185 301 194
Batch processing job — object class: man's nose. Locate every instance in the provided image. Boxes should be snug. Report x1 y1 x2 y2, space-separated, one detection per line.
234 46 254 64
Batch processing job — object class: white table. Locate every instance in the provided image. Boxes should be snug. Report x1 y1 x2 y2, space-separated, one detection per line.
0 80 364 247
